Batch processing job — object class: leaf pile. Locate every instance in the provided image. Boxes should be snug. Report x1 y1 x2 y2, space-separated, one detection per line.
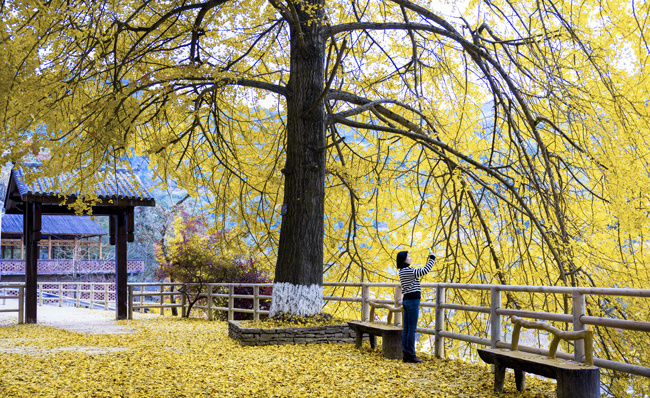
0 314 556 397
242 312 347 329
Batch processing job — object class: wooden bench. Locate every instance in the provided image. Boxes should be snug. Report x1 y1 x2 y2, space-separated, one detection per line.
477 316 600 398
348 300 403 360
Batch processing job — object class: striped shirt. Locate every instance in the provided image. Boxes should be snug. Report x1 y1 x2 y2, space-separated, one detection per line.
399 255 435 299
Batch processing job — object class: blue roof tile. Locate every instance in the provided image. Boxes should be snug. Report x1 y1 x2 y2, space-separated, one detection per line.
12 164 155 203
2 214 107 236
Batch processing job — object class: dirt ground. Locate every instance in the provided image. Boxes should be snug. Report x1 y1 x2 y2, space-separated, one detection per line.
0 300 136 334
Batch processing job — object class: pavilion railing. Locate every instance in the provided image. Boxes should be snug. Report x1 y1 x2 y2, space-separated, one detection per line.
0 259 145 275
17 281 650 378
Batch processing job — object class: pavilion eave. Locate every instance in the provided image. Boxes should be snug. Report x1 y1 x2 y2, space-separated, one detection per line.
5 194 155 215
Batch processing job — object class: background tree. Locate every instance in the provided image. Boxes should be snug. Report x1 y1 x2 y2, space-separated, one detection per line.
2 1 650 394
155 212 270 317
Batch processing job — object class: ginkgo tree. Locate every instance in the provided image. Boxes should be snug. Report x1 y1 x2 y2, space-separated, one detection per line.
2 0 650 392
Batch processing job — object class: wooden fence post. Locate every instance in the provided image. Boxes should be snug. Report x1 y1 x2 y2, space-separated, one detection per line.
111 284 116 312
394 285 403 326
490 287 501 348
435 286 446 358
228 285 234 321
181 289 187 317
207 284 213 321
361 284 370 321
128 285 133 320
18 285 24 324
140 285 145 313
572 289 586 363
254 286 260 321
159 285 164 315
76 284 80 307
104 284 109 311
89 284 94 309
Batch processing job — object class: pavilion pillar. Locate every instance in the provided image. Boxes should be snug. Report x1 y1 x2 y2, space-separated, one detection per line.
24 202 42 324
113 211 129 320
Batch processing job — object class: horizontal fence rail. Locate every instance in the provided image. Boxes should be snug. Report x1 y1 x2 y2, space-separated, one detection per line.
8 281 649 379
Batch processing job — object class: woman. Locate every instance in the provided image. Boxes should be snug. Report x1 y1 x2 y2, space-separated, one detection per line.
397 248 435 363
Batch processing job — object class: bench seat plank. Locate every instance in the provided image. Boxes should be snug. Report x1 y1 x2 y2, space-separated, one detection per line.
478 348 596 377
348 321 402 332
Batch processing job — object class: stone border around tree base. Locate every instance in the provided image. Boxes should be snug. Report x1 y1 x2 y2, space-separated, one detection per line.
228 320 369 346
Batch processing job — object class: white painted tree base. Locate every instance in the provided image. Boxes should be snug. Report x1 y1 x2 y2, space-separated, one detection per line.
269 283 323 317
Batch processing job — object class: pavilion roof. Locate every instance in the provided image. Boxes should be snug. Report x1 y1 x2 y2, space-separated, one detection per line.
4 163 155 213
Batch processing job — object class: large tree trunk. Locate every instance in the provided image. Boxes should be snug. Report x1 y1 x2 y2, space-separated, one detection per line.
269 0 327 317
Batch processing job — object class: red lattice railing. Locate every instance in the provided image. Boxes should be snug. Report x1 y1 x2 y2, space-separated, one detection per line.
0 259 144 274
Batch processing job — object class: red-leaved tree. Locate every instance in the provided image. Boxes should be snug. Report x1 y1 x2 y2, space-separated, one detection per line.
155 213 272 319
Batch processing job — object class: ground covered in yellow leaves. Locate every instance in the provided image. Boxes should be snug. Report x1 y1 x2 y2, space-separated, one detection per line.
0 315 557 397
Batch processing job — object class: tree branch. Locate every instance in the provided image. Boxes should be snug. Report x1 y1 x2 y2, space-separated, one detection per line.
173 77 287 97
190 2 216 64
327 90 436 135
328 89 568 279
327 22 450 39
287 0 307 53
267 0 292 21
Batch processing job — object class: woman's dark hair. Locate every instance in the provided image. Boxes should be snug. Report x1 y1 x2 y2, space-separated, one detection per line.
396 251 409 269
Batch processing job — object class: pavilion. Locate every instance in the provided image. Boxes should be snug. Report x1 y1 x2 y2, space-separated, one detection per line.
3 163 155 322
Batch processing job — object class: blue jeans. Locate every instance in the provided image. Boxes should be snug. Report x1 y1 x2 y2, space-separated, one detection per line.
402 298 420 358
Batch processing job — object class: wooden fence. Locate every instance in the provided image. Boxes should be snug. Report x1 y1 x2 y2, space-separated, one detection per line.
7 281 650 378
125 281 650 377
127 282 273 321
0 284 24 323
323 282 650 378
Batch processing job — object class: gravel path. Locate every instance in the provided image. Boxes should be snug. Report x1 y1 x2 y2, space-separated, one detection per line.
0 300 136 334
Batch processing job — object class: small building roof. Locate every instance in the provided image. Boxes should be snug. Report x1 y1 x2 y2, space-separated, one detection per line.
1 214 107 237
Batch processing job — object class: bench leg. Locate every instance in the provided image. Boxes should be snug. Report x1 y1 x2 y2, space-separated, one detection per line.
381 330 403 360
494 361 506 393
369 334 377 350
355 331 363 348
515 370 526 391
556 368 600 398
